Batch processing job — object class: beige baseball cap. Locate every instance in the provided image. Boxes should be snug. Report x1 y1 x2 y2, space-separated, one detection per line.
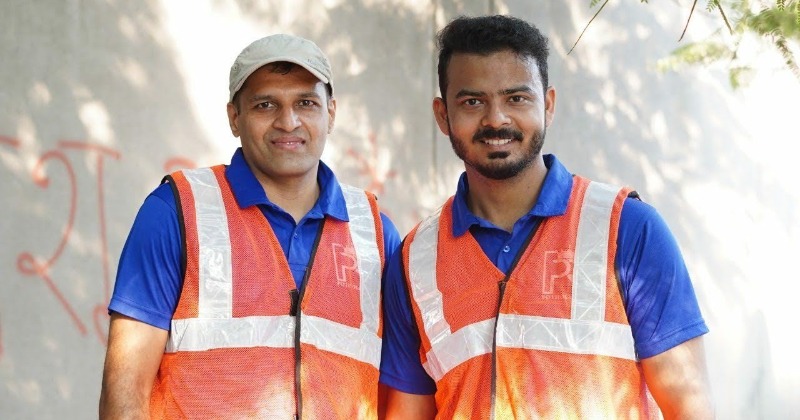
228 34 333 102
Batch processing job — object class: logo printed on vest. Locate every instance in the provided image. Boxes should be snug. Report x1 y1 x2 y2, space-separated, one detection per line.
541 249 573 300
332 242 360 290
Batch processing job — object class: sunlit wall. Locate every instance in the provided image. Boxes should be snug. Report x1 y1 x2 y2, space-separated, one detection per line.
1 1 798 418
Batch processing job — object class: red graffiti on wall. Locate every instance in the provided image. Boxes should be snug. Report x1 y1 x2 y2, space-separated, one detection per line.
0 135 20 148
4 137 198 349
347 131 397 195
2 132 408 357
163 157 197 173
15 140 121 344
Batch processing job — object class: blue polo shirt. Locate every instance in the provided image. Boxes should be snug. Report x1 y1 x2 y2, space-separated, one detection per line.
109 147 400 330
379 154 708 395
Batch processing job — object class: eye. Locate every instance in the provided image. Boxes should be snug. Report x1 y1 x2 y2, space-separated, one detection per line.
509 95 528 103
298 99 318 107
254 101 275 110
464 98 482 106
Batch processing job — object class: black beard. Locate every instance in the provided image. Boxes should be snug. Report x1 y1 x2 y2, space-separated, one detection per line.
449 125 545 180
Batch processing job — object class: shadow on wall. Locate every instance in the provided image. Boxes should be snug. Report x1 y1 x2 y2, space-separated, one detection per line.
1 0 215 417
508 1 784 417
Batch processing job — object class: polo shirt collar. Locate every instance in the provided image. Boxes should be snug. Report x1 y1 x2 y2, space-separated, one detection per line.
224 147 349 221
451 154 573 236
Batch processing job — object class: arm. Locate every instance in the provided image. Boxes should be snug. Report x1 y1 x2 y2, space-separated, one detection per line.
380 384 436 420
379 242 438 419
641 336 715 419
617 199 714 418
99 185 182 419
99 313 168 419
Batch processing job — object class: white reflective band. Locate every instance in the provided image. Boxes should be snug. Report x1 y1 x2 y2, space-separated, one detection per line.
408 184 636 382
166 315 384 369
302 315 382 369
170 177 382 367
497 314 635 360
572 182 619 322
183 168 233 318
340 184 382 336
423 319 494 381
422 315 635 381
166 315 294 352
408 206 453 346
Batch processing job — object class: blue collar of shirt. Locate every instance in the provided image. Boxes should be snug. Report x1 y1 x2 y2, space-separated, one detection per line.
451 154 573 237
224 147 349 222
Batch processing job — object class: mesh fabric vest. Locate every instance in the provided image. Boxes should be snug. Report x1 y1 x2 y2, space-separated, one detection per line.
150 165 384 419
402 176 661 419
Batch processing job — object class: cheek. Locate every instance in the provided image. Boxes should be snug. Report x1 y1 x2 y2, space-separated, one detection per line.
449 117 478 139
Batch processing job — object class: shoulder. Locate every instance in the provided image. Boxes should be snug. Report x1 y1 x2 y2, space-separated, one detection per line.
618 196 682 259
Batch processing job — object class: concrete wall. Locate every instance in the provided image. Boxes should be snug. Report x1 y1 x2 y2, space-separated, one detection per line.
2 0 798 418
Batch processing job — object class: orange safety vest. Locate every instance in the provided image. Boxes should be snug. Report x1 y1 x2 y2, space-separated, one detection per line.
402 176 661 419
150 165 385 419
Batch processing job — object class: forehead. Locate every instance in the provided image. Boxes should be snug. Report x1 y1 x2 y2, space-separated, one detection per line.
240 64 327 96
445 50 543 96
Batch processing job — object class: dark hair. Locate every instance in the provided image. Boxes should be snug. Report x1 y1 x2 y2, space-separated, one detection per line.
436 15 550 99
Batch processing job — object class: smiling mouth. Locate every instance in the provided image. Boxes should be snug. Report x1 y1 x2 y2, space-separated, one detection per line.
482 138 513 146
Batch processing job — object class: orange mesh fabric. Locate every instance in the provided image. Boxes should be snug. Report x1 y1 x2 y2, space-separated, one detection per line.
211 166 294 317
154 168 383 418
301 344 379 419
303 218 364 329
404 178 660 419
434 353 494 420
495 348 659 419
436 203 503 331
151 347 295 419
169 171 199 319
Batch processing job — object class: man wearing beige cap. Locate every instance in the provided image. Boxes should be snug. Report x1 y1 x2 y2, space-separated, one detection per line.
99 34 399 419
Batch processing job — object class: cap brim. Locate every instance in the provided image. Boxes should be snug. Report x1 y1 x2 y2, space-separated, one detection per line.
230 57 331 102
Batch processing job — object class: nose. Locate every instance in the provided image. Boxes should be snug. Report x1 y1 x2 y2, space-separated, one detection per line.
273 106 301 132
481 102 511 128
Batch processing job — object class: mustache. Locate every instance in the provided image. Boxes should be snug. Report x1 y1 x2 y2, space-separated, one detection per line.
472 127 524 142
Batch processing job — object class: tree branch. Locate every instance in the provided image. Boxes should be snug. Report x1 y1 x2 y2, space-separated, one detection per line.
679 0 699 42
569 0 610 55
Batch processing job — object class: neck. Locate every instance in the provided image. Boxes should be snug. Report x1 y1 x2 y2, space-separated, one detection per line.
259 171 320 223
464 156 547 232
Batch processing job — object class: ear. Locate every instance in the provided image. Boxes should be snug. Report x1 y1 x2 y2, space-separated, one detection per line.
227 102 240 137
544 86 556 128
432 97 450 136
327 97 337 133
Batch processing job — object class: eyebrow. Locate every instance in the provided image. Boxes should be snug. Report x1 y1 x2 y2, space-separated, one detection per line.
454 86 534 98
247 91 323 103
454 89 485 98
500 86 535 96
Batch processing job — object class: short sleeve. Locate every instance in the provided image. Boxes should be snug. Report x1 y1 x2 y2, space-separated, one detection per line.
379 244 437 394
616 198 709 359
108 183 182 331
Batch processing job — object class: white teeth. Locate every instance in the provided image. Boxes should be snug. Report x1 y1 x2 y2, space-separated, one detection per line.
484 139 512 146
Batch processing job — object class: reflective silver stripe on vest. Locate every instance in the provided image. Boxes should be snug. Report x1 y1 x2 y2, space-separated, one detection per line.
410 183 635 382
408 205 453 345
303 315 382 369
572 181 618 322
182 168 233 318
422 319 495 381
340 184 382 341
167 175 382 369
166 315 294 352
496 314 635 359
